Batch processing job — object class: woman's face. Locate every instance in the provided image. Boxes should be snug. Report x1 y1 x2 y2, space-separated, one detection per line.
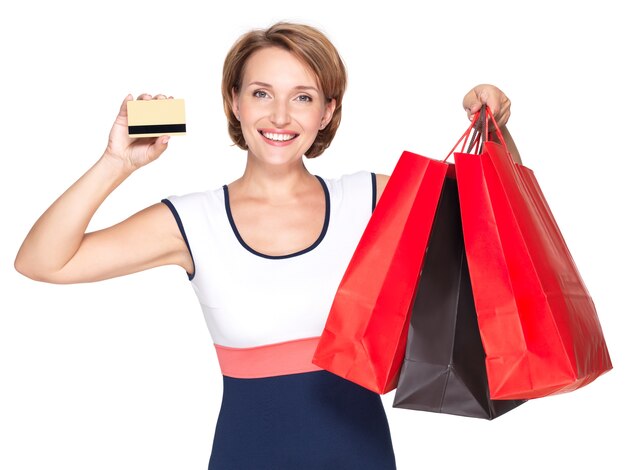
232 47 336 167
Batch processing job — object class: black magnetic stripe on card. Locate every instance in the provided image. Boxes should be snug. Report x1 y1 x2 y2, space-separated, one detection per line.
128 124 186 134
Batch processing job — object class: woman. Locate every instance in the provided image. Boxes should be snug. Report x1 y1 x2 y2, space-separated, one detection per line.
15 22 516 469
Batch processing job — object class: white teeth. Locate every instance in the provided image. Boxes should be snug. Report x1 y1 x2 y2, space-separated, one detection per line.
262 131 297 142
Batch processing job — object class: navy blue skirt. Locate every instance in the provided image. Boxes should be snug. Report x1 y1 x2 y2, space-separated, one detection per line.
208 370 396 469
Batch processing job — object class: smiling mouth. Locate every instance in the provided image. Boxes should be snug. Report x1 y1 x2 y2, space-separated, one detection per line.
259 130 299 142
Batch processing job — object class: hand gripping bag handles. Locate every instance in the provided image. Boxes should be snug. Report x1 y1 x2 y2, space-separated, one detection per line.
454 106 612 399
392 118 524 419
312 151 448 394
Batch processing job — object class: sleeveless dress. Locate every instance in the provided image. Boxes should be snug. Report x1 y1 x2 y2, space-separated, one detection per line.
162 171 396 470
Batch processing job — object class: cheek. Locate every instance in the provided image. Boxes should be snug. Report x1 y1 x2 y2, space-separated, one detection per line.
238 103 258 122
297 107 326 130
237 96 261 118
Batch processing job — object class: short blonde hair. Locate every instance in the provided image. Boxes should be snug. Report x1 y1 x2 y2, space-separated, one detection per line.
222 22 347 158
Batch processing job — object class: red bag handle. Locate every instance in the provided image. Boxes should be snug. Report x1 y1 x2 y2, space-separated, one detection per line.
483 105 507 150
443 105 509 162
443 111 481 162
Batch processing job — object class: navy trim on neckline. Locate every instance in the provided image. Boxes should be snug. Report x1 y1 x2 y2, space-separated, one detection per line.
223 175 331 260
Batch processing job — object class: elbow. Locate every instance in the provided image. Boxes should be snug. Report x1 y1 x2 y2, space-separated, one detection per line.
14 255 43 282
14 252 60 283
14 251 31 278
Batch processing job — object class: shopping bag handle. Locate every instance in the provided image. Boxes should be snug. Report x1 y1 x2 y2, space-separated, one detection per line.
443 111 481 162
466 105 488 154
443 105 509 162
480 105 508 151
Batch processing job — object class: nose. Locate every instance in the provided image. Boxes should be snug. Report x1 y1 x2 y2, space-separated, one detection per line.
270 98 291 127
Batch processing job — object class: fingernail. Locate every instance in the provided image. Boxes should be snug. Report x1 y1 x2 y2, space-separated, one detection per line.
162 136 170 144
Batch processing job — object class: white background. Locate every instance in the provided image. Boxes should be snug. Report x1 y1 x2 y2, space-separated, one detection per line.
1 1 624 469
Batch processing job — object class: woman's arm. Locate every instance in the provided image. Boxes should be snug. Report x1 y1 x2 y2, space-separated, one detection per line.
375 174 390 205
14 94 192 284
374 84 521 201
496 126 522 165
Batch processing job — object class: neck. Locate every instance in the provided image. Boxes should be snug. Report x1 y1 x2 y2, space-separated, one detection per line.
234 154 316 200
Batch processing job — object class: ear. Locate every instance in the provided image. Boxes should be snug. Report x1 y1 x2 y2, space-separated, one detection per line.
231 87 240 120
321 98 336 129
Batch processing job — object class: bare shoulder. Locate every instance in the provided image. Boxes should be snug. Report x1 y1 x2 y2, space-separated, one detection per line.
125 201 181 235
375 173 390 204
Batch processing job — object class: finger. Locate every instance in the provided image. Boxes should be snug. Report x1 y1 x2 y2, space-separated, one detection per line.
464 84 503 112
495 106 511 128
154 94 167 100
489 95 511 128
137 93 153 101
483 89 510 127
463 91 485 120
146 135 170 161
481 89 505 118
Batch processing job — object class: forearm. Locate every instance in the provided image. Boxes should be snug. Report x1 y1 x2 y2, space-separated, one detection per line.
497 125 522 165
15 154 132 280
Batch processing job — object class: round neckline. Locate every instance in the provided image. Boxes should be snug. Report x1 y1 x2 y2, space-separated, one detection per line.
223 175 331 260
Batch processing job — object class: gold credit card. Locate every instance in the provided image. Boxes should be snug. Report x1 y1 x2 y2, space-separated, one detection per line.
127 99 186 137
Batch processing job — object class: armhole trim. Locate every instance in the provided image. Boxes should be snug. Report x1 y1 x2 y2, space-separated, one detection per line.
161 199 196 280
371 172 377 213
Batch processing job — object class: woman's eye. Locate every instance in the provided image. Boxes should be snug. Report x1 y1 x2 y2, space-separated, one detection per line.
253 90 268 99
295 95 312 103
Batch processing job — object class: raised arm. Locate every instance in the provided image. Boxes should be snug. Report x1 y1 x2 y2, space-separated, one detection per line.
373 84 520 201
14 94 193 284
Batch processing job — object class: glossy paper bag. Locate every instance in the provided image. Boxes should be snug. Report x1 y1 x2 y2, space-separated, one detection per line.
393 173 524 419
454 108 612 399
312 151 447 394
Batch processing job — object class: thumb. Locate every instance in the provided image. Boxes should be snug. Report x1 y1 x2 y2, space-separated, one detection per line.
118 94 133 118
464 93 484 120
473 89 490 112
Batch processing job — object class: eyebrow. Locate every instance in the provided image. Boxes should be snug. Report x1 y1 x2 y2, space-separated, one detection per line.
247 81 320 93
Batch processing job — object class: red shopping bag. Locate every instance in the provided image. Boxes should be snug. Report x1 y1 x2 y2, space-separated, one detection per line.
312 151 448 394
454 107 612 399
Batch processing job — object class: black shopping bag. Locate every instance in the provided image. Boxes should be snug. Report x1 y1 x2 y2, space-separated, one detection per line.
392 173 525 419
